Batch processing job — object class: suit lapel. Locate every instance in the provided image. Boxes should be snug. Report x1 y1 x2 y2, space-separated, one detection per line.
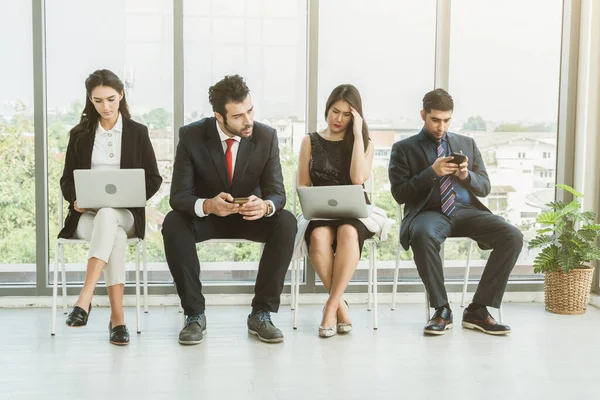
417 129 437 166
206 124 230 190
231 136 256 191
446 132 459 156
79 131 95 169
120 118 134 169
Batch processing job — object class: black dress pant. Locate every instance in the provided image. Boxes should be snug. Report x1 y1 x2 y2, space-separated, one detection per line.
162 209 297 316
408 203 523 309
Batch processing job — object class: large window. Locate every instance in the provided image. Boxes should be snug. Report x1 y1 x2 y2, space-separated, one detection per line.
0 1 35 284
183 0 307 283
46 0 174 285
317 0 437 282
448 0 562 280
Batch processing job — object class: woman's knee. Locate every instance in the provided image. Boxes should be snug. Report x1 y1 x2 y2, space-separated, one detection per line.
336 225 359 244
310 227 334 248
95 207 118 223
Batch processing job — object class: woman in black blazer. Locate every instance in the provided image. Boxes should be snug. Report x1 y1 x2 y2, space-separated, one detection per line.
59 69 162 345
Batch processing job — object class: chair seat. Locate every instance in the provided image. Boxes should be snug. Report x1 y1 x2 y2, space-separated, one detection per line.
202 239 257 244
58 237 142 244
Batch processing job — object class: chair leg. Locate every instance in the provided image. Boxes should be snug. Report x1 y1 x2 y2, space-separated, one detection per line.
292 260 298 329
367 252 373 312
461 240 474 308
290 259 295 311
371 242 378 330
142 239 149 313
424 291 430 322
391 241 401 311
135 241 141 334
181 306 186 328
51 243 60 335
60 245 67 314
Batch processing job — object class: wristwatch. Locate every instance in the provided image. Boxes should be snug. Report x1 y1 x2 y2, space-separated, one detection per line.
265 201 274 216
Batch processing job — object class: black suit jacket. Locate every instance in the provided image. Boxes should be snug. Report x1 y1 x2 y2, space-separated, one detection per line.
389 129 491 250
170 117 286 218
58 117 162 239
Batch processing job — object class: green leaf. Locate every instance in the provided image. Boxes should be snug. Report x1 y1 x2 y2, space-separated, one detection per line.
580 224 600 231
581 211 597 221
536 211 559 225
532 245 559 273
546 201 567 211
528 234 553 249
556 183 583 198
557 252 582 273
559 200 581 217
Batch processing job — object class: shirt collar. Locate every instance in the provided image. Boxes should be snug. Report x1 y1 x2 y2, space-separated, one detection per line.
423 128 448 143
216 120 241 143
96 112 123 136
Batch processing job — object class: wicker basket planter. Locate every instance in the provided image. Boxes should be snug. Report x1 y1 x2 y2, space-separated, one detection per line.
544 266 594 315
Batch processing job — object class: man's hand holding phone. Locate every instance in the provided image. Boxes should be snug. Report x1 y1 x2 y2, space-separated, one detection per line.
432 156 459 177
239 195 267 221
203 192 240 216
450 152 469 180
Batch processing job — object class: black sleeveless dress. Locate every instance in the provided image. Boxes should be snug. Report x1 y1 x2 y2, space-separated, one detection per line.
304 132 374 253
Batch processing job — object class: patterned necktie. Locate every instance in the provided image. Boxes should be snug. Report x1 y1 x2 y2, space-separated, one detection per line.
225 138 236 184
437 141 456 216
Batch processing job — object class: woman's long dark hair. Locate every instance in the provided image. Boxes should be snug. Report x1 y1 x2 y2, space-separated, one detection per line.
324 84 370 153
70 69 130 137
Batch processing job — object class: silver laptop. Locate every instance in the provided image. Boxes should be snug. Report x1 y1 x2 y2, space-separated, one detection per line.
74 169 146 208
297 185 371 219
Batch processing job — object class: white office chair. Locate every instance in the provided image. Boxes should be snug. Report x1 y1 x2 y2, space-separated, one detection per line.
290 171 387 330
50 188 149 335
390 204 503 323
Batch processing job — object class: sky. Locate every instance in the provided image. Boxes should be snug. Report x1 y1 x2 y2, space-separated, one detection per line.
0 0 563 127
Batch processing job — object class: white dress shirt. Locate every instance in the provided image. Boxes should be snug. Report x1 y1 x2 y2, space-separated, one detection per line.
194 121 275 218
91 113 122 170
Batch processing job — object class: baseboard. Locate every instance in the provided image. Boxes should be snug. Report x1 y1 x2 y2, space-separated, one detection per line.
0 291 546 308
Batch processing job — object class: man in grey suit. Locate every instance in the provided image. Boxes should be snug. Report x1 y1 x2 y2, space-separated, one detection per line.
388 88 522 336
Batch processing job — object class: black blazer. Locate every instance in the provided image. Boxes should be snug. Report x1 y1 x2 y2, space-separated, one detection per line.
58 117 162 239
389 129 491 250
170 117 285 218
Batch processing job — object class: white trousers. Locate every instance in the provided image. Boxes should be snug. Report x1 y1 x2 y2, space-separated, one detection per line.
74 208 135 287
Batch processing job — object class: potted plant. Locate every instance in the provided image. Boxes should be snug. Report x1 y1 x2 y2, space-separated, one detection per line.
528 184 600 314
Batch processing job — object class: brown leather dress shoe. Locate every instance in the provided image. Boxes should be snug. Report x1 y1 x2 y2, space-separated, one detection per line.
462 306 511 335
424 306 453 335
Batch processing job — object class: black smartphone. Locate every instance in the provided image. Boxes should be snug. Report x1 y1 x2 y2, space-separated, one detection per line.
450 153 467 165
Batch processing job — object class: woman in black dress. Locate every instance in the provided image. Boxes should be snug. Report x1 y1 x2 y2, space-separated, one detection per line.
297 84 374 337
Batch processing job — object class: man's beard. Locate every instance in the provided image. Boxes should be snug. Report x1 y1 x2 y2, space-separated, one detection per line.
224 120 253 138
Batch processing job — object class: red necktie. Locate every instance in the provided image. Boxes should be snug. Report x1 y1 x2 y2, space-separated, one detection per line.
225 138 236 184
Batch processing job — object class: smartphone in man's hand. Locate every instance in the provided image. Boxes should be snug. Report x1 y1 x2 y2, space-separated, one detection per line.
450 153 467 165
232 197 249 205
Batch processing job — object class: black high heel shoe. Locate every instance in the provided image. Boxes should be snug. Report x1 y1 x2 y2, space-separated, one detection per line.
66 303 92 327
109 322 130 346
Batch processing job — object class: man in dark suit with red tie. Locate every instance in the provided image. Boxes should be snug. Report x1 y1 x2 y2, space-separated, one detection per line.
162 75 297 345
388 89 522 336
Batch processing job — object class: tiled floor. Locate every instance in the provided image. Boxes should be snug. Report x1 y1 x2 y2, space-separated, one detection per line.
1 302 599 399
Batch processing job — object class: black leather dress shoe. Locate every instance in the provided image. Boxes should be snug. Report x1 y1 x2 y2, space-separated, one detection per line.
66 303 92 327
462 306 511 335
109 322 130 345
424 306 453 335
